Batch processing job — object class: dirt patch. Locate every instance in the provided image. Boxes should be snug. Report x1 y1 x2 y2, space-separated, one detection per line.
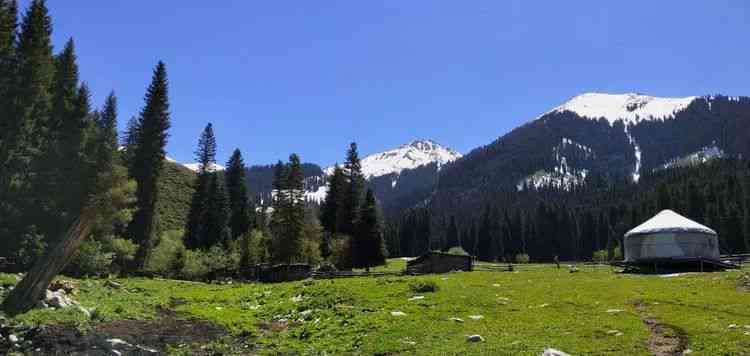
632 299 689 356
16 314 227 355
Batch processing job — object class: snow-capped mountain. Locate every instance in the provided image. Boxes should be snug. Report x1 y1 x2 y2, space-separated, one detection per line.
551 92 697 125
324 139 461 179
432 92 750 216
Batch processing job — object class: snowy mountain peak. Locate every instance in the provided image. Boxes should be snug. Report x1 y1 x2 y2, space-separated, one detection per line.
324 139 461 179
359 139 461 179
552 92 697 125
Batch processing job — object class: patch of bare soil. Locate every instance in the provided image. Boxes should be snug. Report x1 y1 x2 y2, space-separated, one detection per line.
632 299 689 356
18 313 227 355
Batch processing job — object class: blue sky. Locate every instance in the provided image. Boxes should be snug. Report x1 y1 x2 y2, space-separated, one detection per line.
28 1 750 166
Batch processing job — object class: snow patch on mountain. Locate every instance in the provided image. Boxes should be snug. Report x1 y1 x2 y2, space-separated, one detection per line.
518 138 590 191
659 144 724 170
305 185 328 203
624 128 642 182
182 162 226 172
517 169 588 191
324 139 461 179
552 92 697 125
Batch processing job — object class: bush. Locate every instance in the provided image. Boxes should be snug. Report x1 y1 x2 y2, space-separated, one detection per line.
592 247 623 262
592 249 608 262
15 226 47 269
515 253 530 264
109 238 137 273
409 280 439 293
180 244 240 280
239 229 269 268
445 246 469 256
68 240 114 277
146 230 186 276
330 235 353 270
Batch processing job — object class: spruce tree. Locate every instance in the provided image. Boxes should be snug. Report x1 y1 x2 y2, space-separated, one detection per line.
0 0 53 203
0 0 17 130
128 62 171 270
226 148 251 240
184 123 217 249
270 154 305 264
205 173 231 247
320 164 345 235
120 115 140 171
353 189 386 271
341 142 364 236
268 160 287 249
96 92 118 170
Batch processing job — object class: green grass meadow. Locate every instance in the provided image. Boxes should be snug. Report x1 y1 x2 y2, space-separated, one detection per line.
2 261 749 355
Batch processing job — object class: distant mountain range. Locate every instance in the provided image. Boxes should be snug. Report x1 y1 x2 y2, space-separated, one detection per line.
165 92 750 219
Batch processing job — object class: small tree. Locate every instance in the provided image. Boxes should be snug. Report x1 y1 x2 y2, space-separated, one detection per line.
352 189 387 271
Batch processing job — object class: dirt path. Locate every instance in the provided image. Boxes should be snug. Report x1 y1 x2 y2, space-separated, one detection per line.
632 299 689 356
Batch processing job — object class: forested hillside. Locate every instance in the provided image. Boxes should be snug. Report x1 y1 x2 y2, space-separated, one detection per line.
387 158 750 261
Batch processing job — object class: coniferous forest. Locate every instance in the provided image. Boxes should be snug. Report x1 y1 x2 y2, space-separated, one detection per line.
0 1 388 279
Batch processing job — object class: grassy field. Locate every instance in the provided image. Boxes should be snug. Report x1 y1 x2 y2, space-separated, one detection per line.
1 261 749 355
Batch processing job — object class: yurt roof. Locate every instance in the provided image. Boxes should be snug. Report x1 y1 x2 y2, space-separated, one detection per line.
625 210 717 237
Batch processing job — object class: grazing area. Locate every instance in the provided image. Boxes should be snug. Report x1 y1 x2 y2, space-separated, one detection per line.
1 263 749 355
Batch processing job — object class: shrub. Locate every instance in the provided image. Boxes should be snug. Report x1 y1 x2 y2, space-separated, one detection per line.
15 226 47 269
612 246 623 261
108 238 137 273
409 280 439 293
180 244 240 280
592 249 608 262
240 229 269 268
180 249 210 280
146 230 186 276
446 246 469 256
592 247 623 262
515 253 530 264
69 240 114 277
299 235 322 265
330 235 353 270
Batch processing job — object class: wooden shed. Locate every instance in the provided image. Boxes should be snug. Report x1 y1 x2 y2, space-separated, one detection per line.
406 251 473 275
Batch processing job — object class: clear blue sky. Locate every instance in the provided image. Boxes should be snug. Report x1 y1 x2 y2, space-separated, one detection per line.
28 1 750 166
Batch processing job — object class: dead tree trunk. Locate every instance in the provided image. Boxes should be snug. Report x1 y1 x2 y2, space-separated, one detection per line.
2 206 96 316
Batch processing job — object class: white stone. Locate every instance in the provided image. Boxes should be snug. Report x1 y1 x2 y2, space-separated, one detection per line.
408 295 424 301
8 334 18 343
449 317 464 323
468 315 484 320
606 309 624 314
543 348 572 356
390 311 407 317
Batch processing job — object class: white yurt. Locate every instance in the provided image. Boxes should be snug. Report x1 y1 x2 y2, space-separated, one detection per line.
624 210 720 262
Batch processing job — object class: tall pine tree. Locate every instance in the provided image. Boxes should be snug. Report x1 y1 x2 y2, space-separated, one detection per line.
226 148 251 240
128 62 171 270
320 164 345 235
0 0 53 253
185 123 217 249
270 154 305 264
353 188 386 271
205 173 231 247
341 143 364 236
